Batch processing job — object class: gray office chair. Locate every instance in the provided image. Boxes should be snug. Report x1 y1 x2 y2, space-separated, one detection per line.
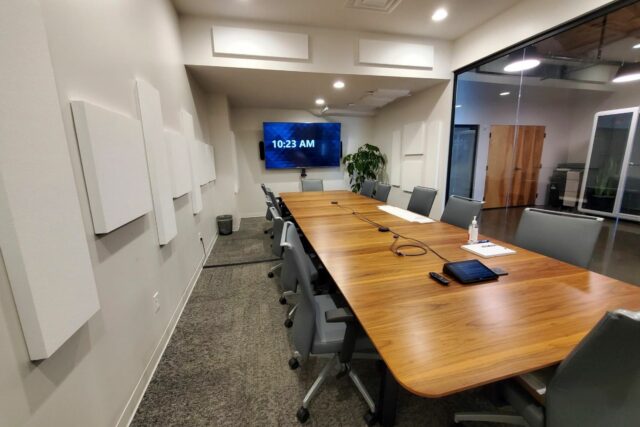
360 179 376 197
454 309 640 427
407 186 438 216
281 221 377 424
373 183 391 202
440 195 483 229
514 208 603 268
262 183 274 234
267 206 284 279
301 179 323 192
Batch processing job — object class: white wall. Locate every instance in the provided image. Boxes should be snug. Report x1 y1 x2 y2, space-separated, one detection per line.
0 1 220 426
180 16 452 80
372 82 454 219
229 108 374 217
452 0 614 69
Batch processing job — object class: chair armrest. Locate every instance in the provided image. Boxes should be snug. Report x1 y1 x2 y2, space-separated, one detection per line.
325 307 355 323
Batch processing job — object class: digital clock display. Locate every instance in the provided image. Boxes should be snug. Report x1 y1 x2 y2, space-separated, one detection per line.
263 122 341 169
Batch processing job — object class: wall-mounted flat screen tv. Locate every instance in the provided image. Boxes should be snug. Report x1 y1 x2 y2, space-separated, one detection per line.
263 122 341 169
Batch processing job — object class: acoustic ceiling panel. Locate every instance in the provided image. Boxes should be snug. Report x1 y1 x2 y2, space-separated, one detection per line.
212 26 309 60
136 80 177 245
165 129 191 199
71 100 152 234
180 110 202 214
390 130 402 186
402 121 426 156
401 158 424 192
358 39 434 69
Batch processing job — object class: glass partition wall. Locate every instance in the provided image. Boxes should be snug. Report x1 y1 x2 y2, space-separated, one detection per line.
447 0 640 285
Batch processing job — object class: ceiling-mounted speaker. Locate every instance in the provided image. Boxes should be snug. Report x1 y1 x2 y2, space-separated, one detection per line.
259 140 265 160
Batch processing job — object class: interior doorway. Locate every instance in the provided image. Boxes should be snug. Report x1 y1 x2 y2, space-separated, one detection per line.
484 125 545 208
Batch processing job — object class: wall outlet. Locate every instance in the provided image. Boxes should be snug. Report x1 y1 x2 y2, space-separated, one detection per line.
152 291 160 313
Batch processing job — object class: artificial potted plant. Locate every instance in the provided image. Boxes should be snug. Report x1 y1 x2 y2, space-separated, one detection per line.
589 157 618 212
342 143 386 193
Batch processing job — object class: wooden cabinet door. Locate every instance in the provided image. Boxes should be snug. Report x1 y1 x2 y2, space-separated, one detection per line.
484 125 516 209
484 125 545 209
511 125 545 207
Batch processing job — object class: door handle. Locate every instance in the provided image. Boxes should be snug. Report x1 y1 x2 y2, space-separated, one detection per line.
630 162 639 167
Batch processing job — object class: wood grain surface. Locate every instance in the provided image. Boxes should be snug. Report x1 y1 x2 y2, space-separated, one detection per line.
280 190 640 398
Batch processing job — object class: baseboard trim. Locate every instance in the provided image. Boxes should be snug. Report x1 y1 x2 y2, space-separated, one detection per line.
115 233 217 427
233 216 242 232
240 212 265 219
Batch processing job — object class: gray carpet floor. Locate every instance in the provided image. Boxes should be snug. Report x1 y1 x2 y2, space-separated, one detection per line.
205 217 277 267
132 218 508 426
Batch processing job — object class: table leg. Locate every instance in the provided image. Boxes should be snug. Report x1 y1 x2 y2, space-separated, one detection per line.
377 362 399 427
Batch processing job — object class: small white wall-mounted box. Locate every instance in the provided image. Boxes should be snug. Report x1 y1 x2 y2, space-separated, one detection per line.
71 100 153 234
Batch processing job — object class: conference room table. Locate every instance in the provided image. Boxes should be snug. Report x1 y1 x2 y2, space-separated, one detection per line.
279 190 640 426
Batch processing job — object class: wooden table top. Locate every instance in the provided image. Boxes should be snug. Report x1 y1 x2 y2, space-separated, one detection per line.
280 190 640 398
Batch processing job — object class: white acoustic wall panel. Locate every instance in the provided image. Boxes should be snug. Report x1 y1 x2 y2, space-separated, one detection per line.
402 121 426 155
0 2 99 360
71 101 152 234
358 39 434 69
165 129 191 198
197 141 208 186
212 26 309 60
390 130 402 186
180 110 202 214
230 131 240 194
136 80 177 245
207 144 217 182
424 121 443 189
401 158 424 192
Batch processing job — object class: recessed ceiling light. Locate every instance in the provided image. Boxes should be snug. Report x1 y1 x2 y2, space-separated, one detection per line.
612 63 640 83
333 80 345 89
504 59 540 72
432 8 448 22
315 98 325 105
500 91 511 96
633 43 640 49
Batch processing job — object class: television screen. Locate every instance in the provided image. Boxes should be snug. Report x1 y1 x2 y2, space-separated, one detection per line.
263 122 341 169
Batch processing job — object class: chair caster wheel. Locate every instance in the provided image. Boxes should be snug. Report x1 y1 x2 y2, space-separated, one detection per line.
289 358 299 370
363 410 377 426
284 318 293 328
270 235 274 239
264 230 268 234
268 272 274 278
296 406 309 423
279 296 287 305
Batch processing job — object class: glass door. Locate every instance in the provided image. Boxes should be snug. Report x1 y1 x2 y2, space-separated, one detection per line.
449 125 478 198
619 117 640 219
579 108 638 217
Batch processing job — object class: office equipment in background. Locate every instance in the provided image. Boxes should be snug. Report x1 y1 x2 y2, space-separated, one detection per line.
263 122 341 169
443 260 499 284
514 208 603 268
461 242 516 258
547 163 585 208
407 186 437 216
377 205 434 223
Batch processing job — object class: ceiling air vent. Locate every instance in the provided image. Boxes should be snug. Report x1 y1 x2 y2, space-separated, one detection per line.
345 0 402 13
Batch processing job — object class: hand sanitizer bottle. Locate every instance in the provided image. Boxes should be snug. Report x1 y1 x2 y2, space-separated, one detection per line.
469 216 479 243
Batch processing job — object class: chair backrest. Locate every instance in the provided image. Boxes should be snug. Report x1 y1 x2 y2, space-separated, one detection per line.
360 179 376 198
260 183 268 196
281 221 317 359
301 179 323 192
407 186 437 216
266 189 282 217
440 195 483 229
546 309 640 427
514 208 603 268
269 206 284 258
373 183 391 202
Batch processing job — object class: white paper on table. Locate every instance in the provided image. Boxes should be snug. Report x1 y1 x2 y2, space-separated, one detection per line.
377 205 435 223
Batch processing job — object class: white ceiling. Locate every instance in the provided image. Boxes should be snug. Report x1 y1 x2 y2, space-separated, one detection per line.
172 0 521 40
187 66 443 112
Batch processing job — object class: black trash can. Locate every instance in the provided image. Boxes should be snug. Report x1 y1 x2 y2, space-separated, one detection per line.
217 215 233 235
